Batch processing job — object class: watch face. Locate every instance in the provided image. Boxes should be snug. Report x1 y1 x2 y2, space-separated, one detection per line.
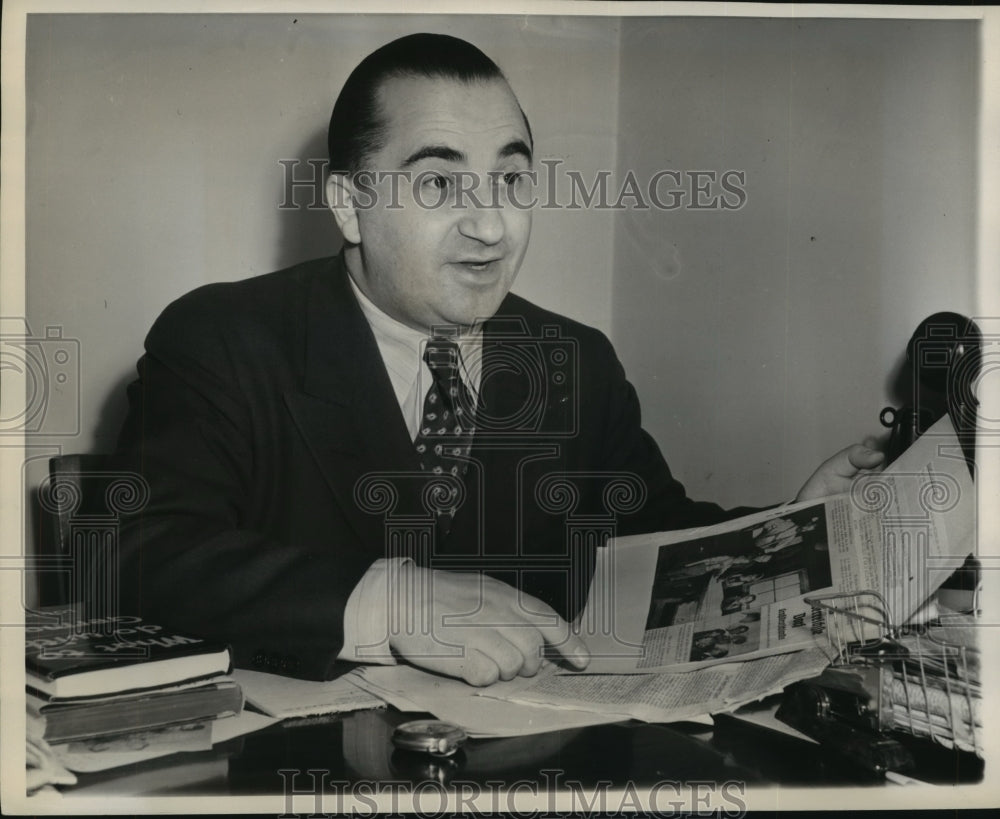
392 720 468 756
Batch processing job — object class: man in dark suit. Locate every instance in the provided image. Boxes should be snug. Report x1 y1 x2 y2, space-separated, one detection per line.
116 33 881 685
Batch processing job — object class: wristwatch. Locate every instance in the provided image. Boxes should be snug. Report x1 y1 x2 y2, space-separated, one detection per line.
391 720 468 757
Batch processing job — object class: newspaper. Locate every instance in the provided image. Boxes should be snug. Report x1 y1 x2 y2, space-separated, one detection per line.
577 415 975 674
480 648 833 725
349 664 624 737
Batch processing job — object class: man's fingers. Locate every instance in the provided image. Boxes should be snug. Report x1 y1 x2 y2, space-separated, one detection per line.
531 612 590 669
846 444 885 472
391 570 591 685
474 631 527 681
797 442 886 501
403 646 500 687
495 624 546 677
830 443 885 477
482 579 590 669
394 627 539 685
462 648 501 687
555 630 591 670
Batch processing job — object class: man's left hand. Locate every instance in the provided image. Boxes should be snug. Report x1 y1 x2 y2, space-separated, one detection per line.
795 444 885 502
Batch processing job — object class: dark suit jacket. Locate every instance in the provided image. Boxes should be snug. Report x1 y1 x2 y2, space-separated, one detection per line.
116 256 747 679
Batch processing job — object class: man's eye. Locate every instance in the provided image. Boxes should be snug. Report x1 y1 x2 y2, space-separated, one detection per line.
502 171 527 186
422 173 451 191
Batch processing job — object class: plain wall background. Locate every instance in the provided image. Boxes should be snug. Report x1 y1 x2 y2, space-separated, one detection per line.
22 14 979 558
613 17 978 506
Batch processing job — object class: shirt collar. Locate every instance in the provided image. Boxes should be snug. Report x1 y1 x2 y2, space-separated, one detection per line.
347 273 483 392
348 274 425 381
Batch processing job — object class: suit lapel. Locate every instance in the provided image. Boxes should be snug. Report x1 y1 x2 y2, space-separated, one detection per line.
445 304 544 553
475 309 534 434
284 259 419 548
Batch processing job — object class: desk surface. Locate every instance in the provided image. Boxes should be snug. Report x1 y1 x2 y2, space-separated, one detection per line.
63 702 982 797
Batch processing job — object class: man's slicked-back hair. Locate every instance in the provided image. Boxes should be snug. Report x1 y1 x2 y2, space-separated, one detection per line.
328 33 531 175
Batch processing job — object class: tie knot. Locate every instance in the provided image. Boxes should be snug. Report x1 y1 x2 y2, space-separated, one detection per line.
423 337 473 417
423 337 461 376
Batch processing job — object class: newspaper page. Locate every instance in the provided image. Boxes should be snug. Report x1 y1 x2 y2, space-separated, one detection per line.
480 649 833 725
578 415 975 674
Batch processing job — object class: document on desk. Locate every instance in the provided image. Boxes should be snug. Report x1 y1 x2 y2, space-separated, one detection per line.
480 648 832 725
350 665 626 737
579 415 975 674
231 667 385 718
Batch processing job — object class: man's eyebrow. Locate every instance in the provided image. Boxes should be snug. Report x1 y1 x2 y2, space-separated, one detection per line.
499 139 532 163
401 145 465 168
399 139 533 168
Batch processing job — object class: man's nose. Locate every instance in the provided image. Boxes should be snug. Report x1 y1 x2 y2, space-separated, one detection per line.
456 201 505 245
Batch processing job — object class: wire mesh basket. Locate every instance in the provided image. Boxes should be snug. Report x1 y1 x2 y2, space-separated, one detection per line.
804 589 982 758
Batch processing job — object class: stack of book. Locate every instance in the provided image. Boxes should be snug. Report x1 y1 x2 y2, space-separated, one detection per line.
26 607 243 745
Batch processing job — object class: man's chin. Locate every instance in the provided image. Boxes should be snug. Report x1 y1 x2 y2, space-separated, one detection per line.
436 294 509 329
432 313 491 333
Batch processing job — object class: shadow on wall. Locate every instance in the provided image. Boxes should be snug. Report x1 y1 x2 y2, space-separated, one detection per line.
92 126 345 455
274 126 345 272
92 371 140 453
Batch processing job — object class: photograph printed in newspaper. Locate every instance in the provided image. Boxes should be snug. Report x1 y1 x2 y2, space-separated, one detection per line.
577 415 975 674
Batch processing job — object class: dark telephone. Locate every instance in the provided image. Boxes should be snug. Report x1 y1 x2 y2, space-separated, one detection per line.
879 311 981 471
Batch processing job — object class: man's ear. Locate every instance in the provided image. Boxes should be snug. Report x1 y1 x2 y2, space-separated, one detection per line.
326 174 361 245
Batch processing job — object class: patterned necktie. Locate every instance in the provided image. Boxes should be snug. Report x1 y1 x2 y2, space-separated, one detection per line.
414 337 476 528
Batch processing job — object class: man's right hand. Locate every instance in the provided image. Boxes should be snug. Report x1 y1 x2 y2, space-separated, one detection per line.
387 564 590 686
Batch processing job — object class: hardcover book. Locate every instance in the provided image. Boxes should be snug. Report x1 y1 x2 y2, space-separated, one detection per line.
27 677 243 744
26 607 233 699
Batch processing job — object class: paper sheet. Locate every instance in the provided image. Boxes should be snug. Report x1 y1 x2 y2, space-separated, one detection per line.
51 720 212 773
350 664 626 737
26 715 77 792
723 699 819 744
50 710 279 773
231 667 384 718
483 649 833 725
